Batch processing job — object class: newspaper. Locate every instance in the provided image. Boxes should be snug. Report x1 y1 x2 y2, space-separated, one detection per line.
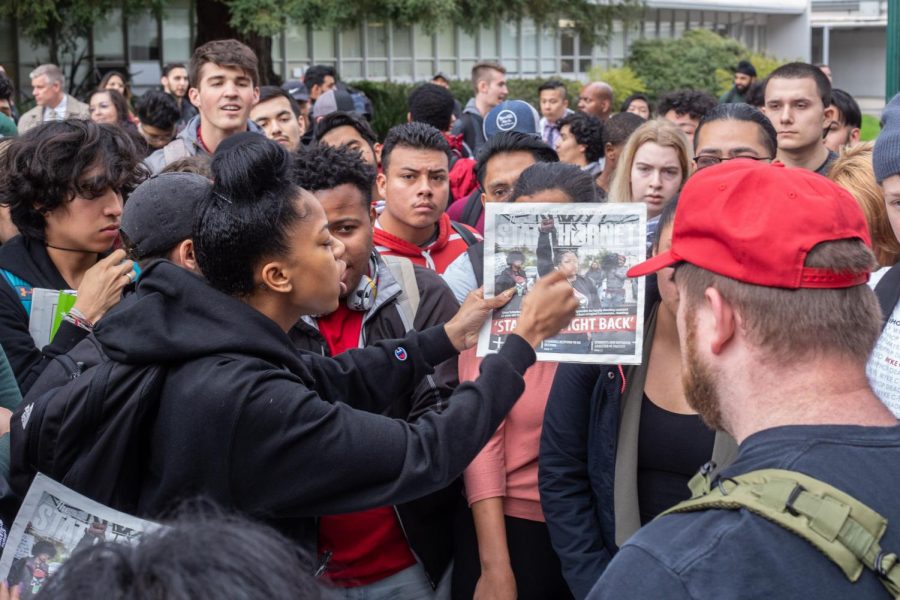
477 202 647 364
28 289 77 349
0 474 160 595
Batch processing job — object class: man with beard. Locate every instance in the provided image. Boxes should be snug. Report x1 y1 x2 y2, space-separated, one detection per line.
251 86 305 151
588 160 900 599
719 60 757 104
160 63 197 131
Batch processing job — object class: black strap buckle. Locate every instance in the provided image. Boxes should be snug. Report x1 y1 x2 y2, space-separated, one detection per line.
785 483 805 517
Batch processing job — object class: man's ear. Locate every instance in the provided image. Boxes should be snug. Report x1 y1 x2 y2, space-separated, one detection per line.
259 260 292 294
705 287 737 355
376 171 388 201
188 87 201 109
850 127 861 145
176 239 200 273
297 115 306 137
368 204 377 224
374 142 384 165
407 112 413 123
823 105 838 125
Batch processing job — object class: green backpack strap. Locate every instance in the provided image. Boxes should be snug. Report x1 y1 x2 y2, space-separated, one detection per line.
659 467 900 598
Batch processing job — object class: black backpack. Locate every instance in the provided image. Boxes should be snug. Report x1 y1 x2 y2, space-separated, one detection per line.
10 355 166 514
25 335 106 400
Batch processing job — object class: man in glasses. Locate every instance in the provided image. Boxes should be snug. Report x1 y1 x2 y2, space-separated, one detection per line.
692 104 777 171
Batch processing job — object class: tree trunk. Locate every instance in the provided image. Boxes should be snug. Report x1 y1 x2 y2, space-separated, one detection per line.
193 0 278 85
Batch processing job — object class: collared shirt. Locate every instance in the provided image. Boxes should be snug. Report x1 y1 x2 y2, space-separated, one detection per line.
42 95 67 123
540 110 574 149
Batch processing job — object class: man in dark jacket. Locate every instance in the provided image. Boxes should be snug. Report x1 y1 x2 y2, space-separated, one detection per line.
450 61 507 157
291 144 460 595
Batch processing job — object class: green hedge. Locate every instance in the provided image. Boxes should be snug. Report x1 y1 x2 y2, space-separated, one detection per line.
349 78 584 139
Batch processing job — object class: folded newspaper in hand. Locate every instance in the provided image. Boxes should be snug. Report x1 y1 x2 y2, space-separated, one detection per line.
0 474 160 595
477 202 647 364
29 289 77 349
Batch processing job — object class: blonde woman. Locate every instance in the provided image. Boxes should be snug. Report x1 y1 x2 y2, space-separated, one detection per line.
829 142 900 286
608 119 692 251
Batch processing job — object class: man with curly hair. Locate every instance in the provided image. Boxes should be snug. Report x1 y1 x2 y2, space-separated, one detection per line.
0 120 144 393
290 143 461 598
658 90 718 140
556 113 606 182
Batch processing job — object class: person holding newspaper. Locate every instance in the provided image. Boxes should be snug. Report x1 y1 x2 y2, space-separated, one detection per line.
0 120 144 394
12 134 579 584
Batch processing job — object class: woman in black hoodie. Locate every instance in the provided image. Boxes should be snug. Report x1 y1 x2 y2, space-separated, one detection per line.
81 133 579 574
0 121 144 393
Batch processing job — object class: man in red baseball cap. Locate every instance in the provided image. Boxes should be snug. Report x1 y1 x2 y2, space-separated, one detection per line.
587 159 900 599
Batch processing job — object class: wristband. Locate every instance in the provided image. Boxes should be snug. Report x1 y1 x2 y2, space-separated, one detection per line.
65 307 94 332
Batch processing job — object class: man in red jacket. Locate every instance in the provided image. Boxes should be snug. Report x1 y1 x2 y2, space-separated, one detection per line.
373 122 480 274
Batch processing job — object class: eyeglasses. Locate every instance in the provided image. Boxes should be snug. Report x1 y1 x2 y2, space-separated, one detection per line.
693 155 772 170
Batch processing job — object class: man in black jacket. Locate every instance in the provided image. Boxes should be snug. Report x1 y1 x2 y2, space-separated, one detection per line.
291 144 461 595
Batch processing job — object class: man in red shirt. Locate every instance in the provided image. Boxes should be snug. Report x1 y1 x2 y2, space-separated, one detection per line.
292 143 461 597
373 122 480 274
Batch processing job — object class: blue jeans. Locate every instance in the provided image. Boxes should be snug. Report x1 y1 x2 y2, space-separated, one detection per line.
324 562 452 600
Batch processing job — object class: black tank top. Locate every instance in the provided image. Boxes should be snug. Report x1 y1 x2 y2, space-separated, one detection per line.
637 393 716 525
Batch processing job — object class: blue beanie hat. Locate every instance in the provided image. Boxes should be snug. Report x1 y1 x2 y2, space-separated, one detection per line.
874 92 900 183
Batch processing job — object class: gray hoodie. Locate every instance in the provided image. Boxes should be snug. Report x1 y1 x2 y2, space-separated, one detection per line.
144 115 263 175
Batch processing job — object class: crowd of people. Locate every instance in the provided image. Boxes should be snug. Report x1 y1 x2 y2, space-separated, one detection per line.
0 37 898 599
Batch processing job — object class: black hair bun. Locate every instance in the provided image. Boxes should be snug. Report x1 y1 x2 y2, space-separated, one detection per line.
211 132 293 204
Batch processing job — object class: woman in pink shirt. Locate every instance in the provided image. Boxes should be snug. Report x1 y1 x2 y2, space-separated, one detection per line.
451 163 599 600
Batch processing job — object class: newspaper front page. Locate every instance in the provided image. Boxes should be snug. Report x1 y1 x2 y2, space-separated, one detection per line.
477 202 647 364
0 474 160 596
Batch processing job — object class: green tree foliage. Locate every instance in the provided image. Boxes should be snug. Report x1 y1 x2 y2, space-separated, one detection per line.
625 29 784 99
228 0 641 45
2 0 168 95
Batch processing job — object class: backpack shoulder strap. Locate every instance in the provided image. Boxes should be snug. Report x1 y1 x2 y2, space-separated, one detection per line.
0 269 33 315
450 221 478 247
163 138 191 166
381 255 420 332
875 264 900 326
660 467 900 597
459 190 484 228
468 241 484 289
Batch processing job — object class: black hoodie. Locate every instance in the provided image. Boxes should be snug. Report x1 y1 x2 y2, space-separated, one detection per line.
0 236 93 393
92 261 536 552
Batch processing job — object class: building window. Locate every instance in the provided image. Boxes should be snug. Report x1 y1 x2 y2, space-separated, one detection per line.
162 0 193 65
94 9 125 64
128 10 160 61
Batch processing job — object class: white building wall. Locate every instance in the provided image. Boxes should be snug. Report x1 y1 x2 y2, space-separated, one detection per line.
828 27 887 98
766 12 813 61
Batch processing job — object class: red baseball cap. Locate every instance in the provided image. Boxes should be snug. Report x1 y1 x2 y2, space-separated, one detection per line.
627 160 872 289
